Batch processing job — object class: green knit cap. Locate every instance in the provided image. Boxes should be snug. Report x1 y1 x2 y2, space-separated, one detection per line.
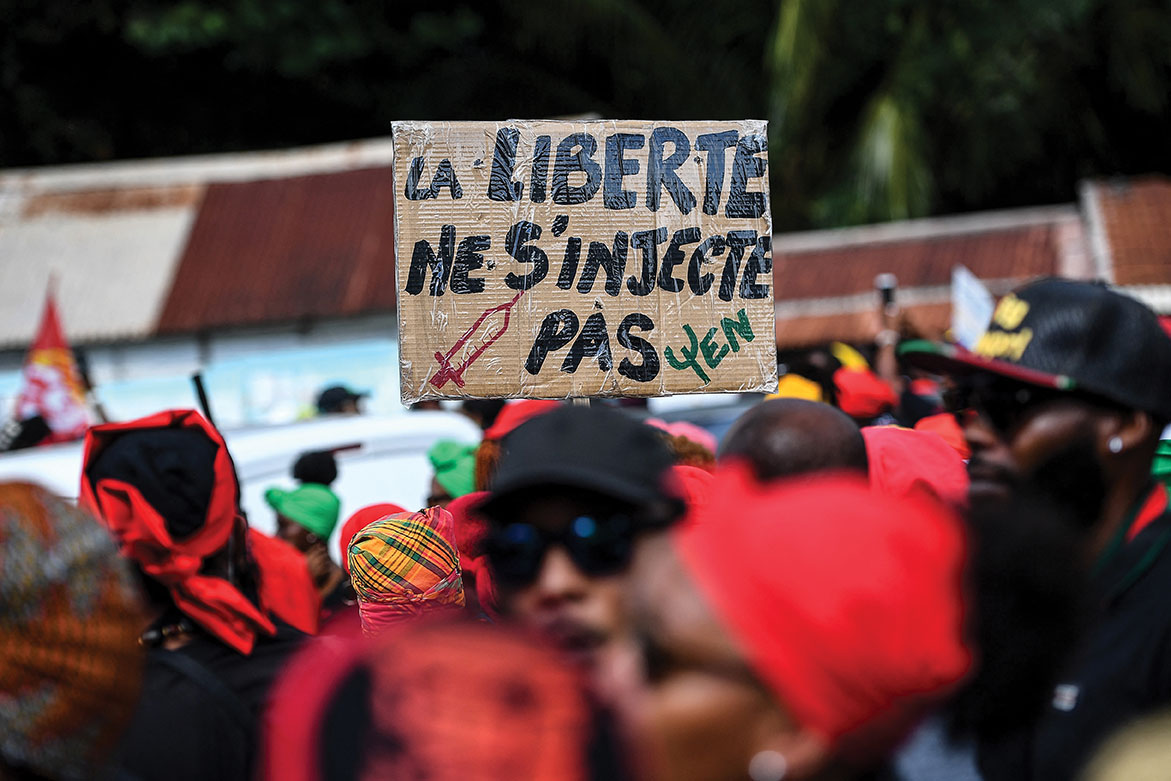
265 483 341 539
427 440 477 499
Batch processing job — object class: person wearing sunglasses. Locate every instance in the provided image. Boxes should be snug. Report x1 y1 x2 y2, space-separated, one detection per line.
477 405 683 673
901 277 1171 780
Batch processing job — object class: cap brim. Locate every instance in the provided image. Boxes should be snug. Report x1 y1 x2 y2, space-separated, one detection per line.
898 339 1075 390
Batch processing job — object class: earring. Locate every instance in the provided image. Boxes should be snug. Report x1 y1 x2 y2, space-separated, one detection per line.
306 532 319 544
1109 436 1123 454
748 750 788 781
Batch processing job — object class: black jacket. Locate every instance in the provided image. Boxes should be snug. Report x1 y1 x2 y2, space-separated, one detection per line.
117 620 305 781
980 485 1171 780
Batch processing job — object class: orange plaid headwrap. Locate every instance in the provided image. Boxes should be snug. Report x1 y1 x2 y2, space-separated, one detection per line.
347 507 464 636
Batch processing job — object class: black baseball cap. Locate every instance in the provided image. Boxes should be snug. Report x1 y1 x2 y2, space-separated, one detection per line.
316 385 368 414
901 277 1171 420
480 406 683 522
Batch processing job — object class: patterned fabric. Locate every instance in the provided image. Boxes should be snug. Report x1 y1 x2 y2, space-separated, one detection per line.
260 620 592 781
0 482 144 780
348 508 464 636
361 622 589 780
337 504 406 576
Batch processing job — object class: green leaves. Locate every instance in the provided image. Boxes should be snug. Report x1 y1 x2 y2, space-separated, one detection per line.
3 0 1171 231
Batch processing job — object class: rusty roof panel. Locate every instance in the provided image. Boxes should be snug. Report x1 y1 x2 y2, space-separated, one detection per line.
156 167 397 333
21 185 204 218
776 303 952 349
775 224 1059 301
1096 177 1171 286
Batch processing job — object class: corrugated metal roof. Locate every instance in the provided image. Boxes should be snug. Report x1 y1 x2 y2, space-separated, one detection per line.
776 303 953 346
0 137 399 349
772 216 1070 348
156 166 398 333
1091 176 1171 286
0 188 199 348
775 223 1060 300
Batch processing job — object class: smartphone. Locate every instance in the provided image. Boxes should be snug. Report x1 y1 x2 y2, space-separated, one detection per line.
875 273 898 310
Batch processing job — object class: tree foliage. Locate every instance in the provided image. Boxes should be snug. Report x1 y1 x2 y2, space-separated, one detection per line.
766 0 1171 227
3 0 1171 229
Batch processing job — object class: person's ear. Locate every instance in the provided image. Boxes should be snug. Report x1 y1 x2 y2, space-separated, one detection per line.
1098 409 1155 457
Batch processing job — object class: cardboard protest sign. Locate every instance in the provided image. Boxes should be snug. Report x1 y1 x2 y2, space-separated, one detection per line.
393 120 776 403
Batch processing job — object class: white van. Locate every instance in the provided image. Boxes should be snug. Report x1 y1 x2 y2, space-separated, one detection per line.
0 410 482 561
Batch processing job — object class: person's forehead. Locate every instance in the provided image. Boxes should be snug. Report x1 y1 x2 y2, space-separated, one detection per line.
512 487 631 529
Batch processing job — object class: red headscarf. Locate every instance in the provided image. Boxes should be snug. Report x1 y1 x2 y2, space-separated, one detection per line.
483 400 561 440
248 529 322 636
669 464 714 518
914 412 971 460
446 491 497 616
80 409 316 653
338 503 407 575
672 467 971 756
834 368 898 419
261 620 592 781
862 425 969 509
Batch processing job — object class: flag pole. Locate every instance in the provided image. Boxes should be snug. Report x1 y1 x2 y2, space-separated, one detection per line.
74 349 110 424
191 372 217 429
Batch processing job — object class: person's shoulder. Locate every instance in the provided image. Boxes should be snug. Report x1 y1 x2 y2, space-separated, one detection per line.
121 648 253 781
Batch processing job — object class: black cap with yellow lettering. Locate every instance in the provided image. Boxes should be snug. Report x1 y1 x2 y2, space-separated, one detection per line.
900 277 1171 419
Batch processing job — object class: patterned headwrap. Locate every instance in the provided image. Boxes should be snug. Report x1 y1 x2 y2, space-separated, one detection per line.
0 482 145 780
337 504 407 576
348 507 464 636
80 410 280 654
262 620 593 781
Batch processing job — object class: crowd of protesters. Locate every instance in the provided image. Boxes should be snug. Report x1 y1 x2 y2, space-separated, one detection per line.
4 276 1171 780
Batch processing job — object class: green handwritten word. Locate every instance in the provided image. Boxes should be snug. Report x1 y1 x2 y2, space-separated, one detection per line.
664 309 755 384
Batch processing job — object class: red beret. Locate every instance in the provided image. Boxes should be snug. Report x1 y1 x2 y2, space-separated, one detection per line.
834 368 898 419
862 425 969 509
483 400 561 440
672 467 970 752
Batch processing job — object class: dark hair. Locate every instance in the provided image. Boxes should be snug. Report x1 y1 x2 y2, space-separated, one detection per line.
293 450 338 486
461 399 508 430
719 398 868 480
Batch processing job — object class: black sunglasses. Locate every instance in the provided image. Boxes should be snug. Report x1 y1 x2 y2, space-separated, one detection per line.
486 514 636 585
944 378 1121 436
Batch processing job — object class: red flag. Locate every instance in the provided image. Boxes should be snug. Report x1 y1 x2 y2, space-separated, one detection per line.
13 288 90 442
